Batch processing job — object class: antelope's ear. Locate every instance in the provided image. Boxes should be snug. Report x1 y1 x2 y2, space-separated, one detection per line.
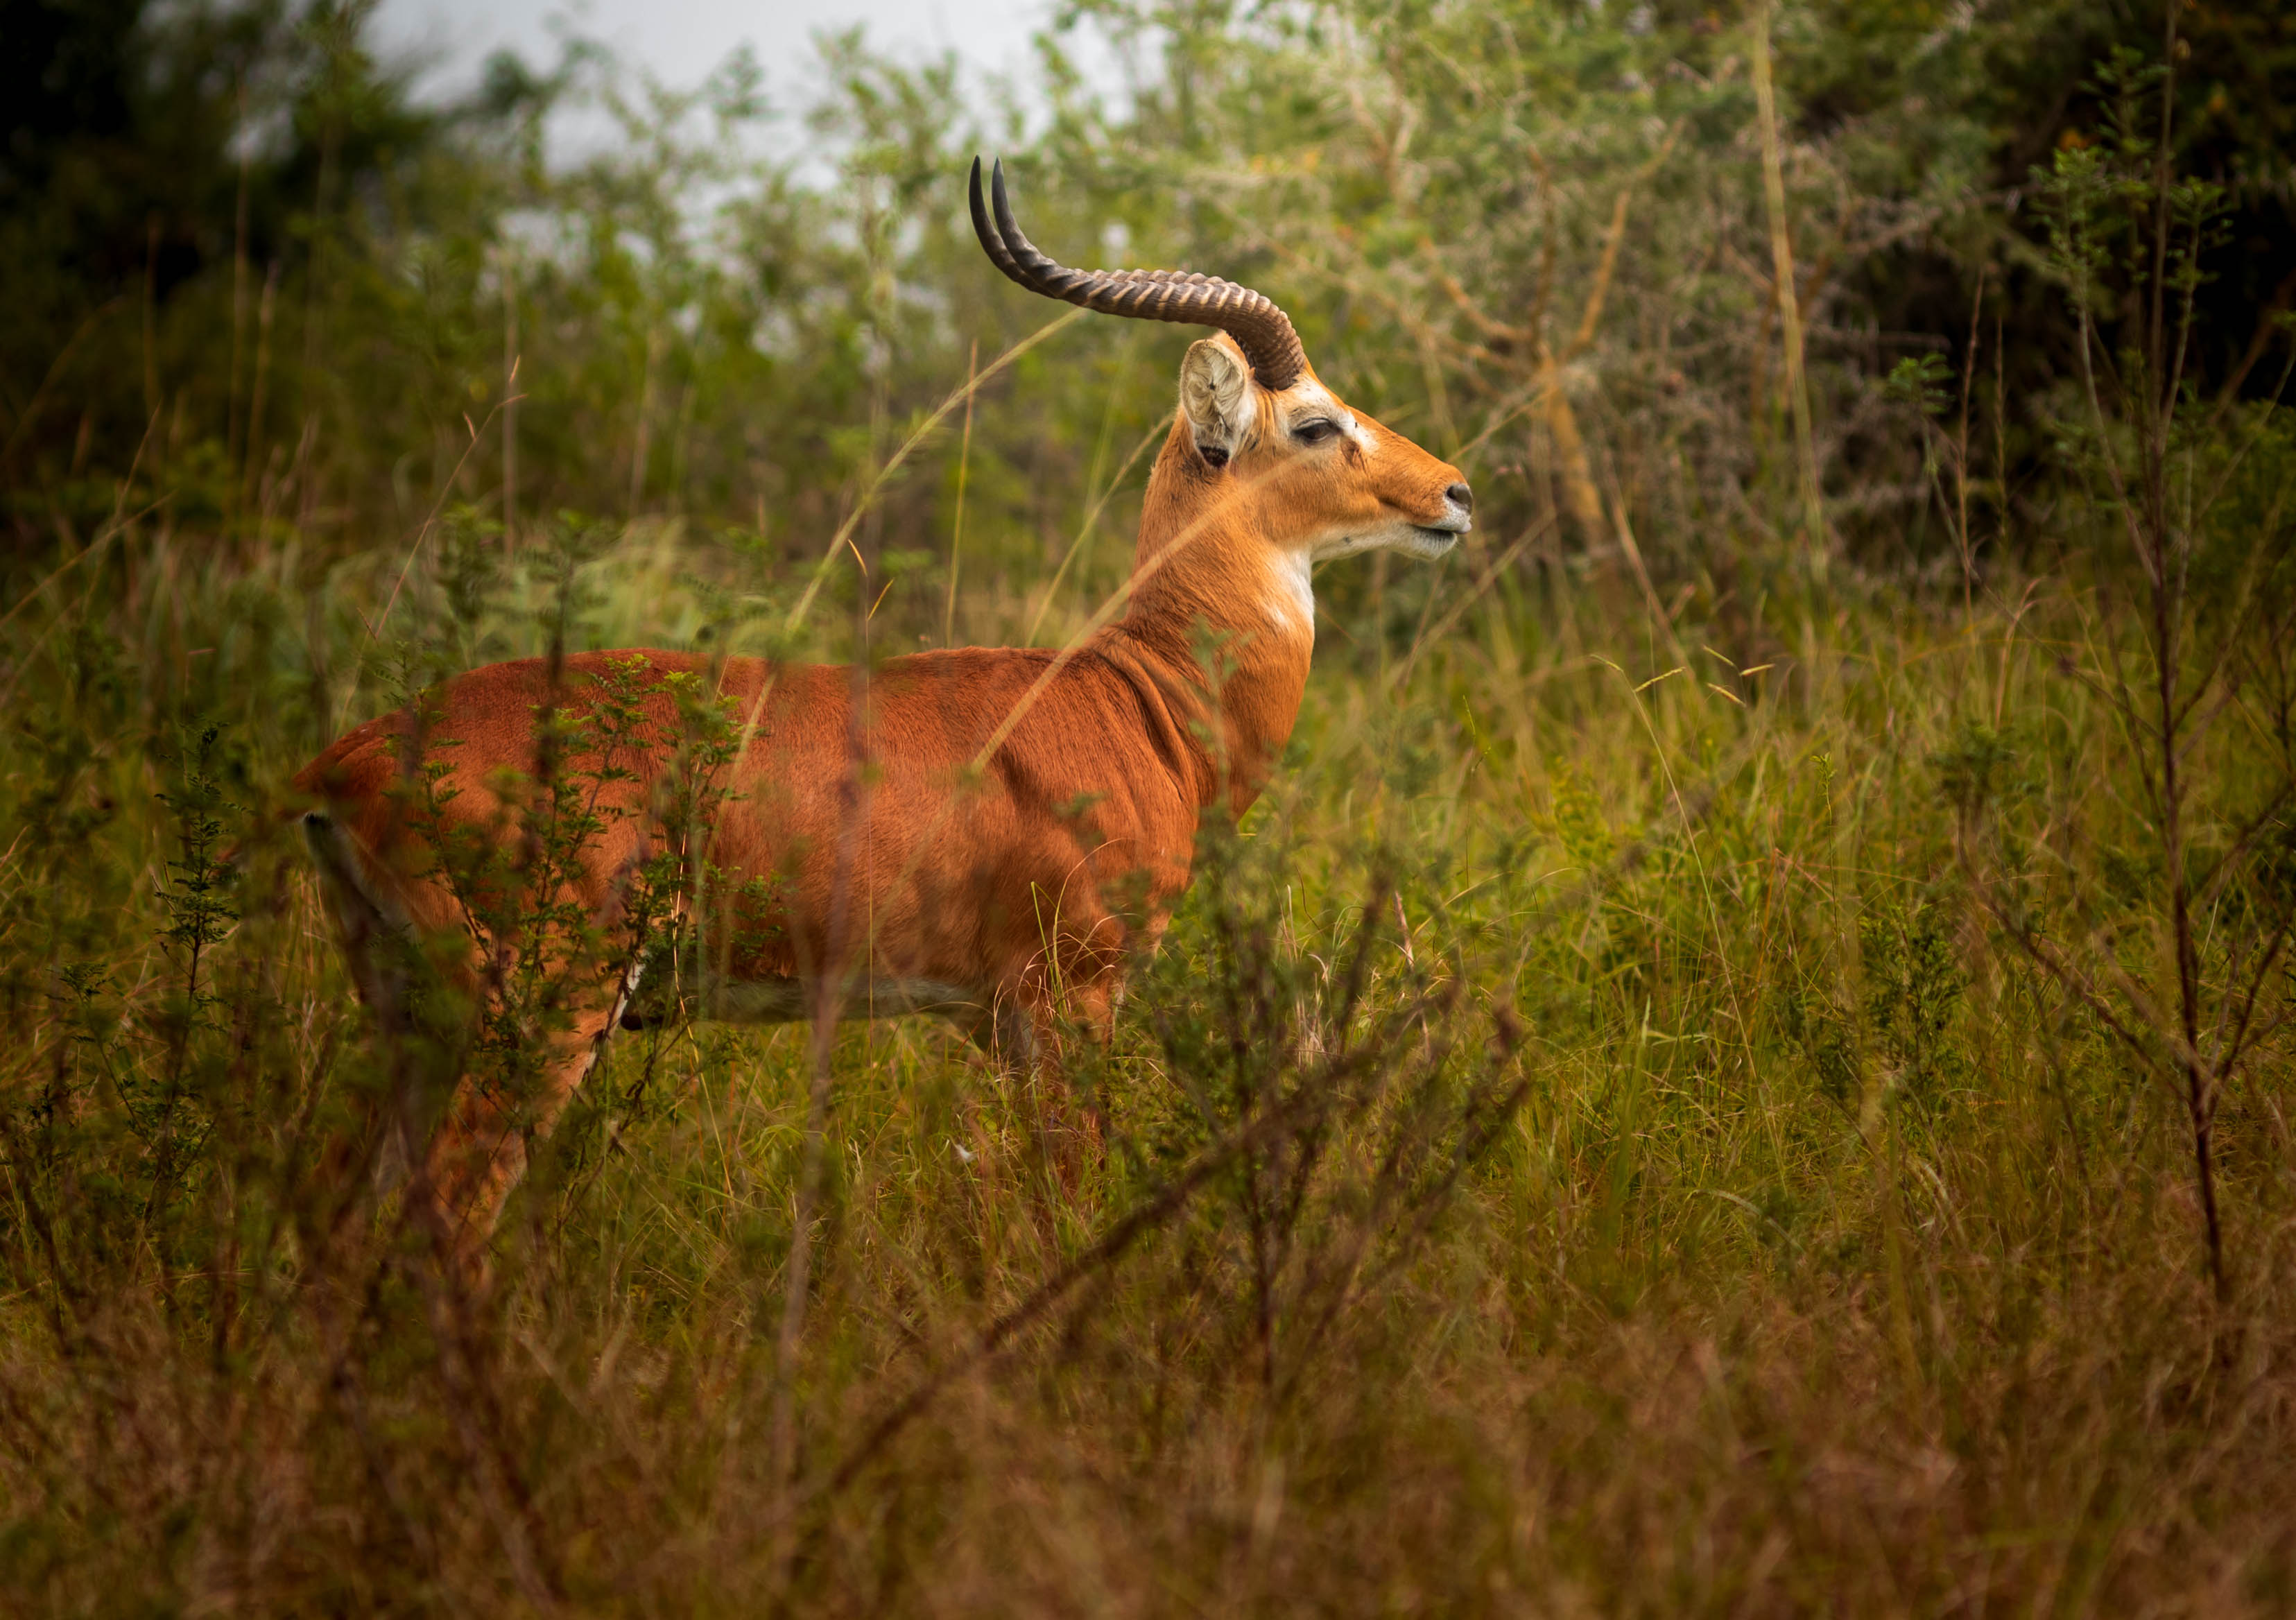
1178 337 1252 465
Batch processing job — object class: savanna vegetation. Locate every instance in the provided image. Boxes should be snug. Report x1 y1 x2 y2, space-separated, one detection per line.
3 0 2295 1611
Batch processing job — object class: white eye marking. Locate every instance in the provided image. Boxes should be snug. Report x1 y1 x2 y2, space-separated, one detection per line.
1275 377 1370 454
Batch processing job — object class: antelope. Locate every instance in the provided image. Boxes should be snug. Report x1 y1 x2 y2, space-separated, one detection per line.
294 159 1473 1258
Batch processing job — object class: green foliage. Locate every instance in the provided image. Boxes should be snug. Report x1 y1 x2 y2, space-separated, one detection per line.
1858 896 1967 1112
1884 353 1953 422
1931 716 2024 831
135 723 241 1204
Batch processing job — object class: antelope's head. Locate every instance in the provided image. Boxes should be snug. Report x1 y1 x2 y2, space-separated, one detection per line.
969 160 1473 604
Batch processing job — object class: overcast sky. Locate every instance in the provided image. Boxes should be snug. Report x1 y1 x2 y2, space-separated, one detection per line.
372 0 1105 117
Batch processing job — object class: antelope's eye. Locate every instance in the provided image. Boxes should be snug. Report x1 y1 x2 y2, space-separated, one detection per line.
1291 418 1339 445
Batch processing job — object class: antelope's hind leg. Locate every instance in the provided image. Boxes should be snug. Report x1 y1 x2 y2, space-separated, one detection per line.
426 940 647 1271
303 808 634 1271
422 998 625 1271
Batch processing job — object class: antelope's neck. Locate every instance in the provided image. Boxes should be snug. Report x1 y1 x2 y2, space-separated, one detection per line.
1104 440 1315 818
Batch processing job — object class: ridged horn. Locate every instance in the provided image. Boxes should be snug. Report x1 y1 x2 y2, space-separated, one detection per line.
969 156 1306 393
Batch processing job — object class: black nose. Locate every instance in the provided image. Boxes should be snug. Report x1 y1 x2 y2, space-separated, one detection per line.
1446 482 1474 512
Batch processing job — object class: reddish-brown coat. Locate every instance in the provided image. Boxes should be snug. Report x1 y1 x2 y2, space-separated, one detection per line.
296 355 1468 1257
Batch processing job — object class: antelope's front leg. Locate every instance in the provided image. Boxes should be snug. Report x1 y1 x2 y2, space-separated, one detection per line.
1010 967 1121 1182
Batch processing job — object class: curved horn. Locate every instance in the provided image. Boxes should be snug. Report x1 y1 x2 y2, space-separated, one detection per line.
969 157 1306 393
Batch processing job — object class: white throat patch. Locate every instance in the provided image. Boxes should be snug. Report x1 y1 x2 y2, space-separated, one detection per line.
1266 547 1315 633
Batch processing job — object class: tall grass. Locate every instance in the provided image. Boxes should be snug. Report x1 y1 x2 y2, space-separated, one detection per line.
1 2 2293 1613
6 531 2291 1612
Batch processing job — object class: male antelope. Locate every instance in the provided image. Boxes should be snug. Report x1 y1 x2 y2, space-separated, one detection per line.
295 159 1472 1256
